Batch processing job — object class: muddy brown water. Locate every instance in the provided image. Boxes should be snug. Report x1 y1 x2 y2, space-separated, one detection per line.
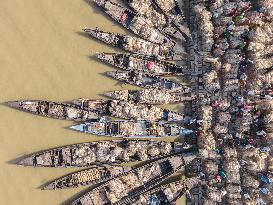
0 0 186 204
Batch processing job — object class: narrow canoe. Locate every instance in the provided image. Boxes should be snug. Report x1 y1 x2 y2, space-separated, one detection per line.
103 88 194 105
7 100 98 121
70 118 194 138
43 165 131 190
117 177 200 205
105 70 190 92
70 154 197 205
83 28 185 60
72 99 184 121
123 0 185 40
96 52 186 76
153 0 191 37
92 0 175 46
17 140 187 167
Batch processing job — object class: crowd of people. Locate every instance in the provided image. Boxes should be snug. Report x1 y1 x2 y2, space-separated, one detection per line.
187 0 273 204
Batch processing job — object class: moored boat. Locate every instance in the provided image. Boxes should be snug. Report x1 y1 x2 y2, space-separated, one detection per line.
72 99 184 121
120 177 200 205
154 0 183 17
96 52 186 76
105 70 190 92
6 100 98 121
92 0 175 46
153 0 190 37
123 0 185 40
70 118 194 138
70 154 197 205
83 28 185 60
17 140 187 167
103 88 194 104
43 165 131 190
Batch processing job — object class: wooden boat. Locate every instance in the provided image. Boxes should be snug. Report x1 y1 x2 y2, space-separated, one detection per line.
17 140 187 167
103 88 194 105
70 154 197 205
122 177 200 205
105 70 190 92
153 0 190 37
6 100 98 121
92 0 175 46
83 28 185 60
96 52 186 76
43 165 131 190
153 0 183 17
70 118 194 138
123 0 185 40
72 99 184 122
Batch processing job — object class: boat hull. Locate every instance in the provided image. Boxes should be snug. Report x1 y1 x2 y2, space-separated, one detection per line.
93 0 174 46
7 100 98 121
83 28 184 60
72 99 184 122
17 140 186 167
123 0 184 40
70 154 196 205
96 52 186 76
104 88 194 105
118 177 200 205
106 70 189 93
43 165 131 190
70 119 190 138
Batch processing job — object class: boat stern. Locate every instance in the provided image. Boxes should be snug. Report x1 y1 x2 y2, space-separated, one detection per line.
96 52 106 61
70 124 86 132
17 156 34 166
42 182 56 190
6 101 21 109
105 71 118 78
103 90 128 101
96 53 117 66
82 28 97 36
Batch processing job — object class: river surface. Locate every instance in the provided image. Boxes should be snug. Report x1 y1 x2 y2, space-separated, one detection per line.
0 0 185 204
